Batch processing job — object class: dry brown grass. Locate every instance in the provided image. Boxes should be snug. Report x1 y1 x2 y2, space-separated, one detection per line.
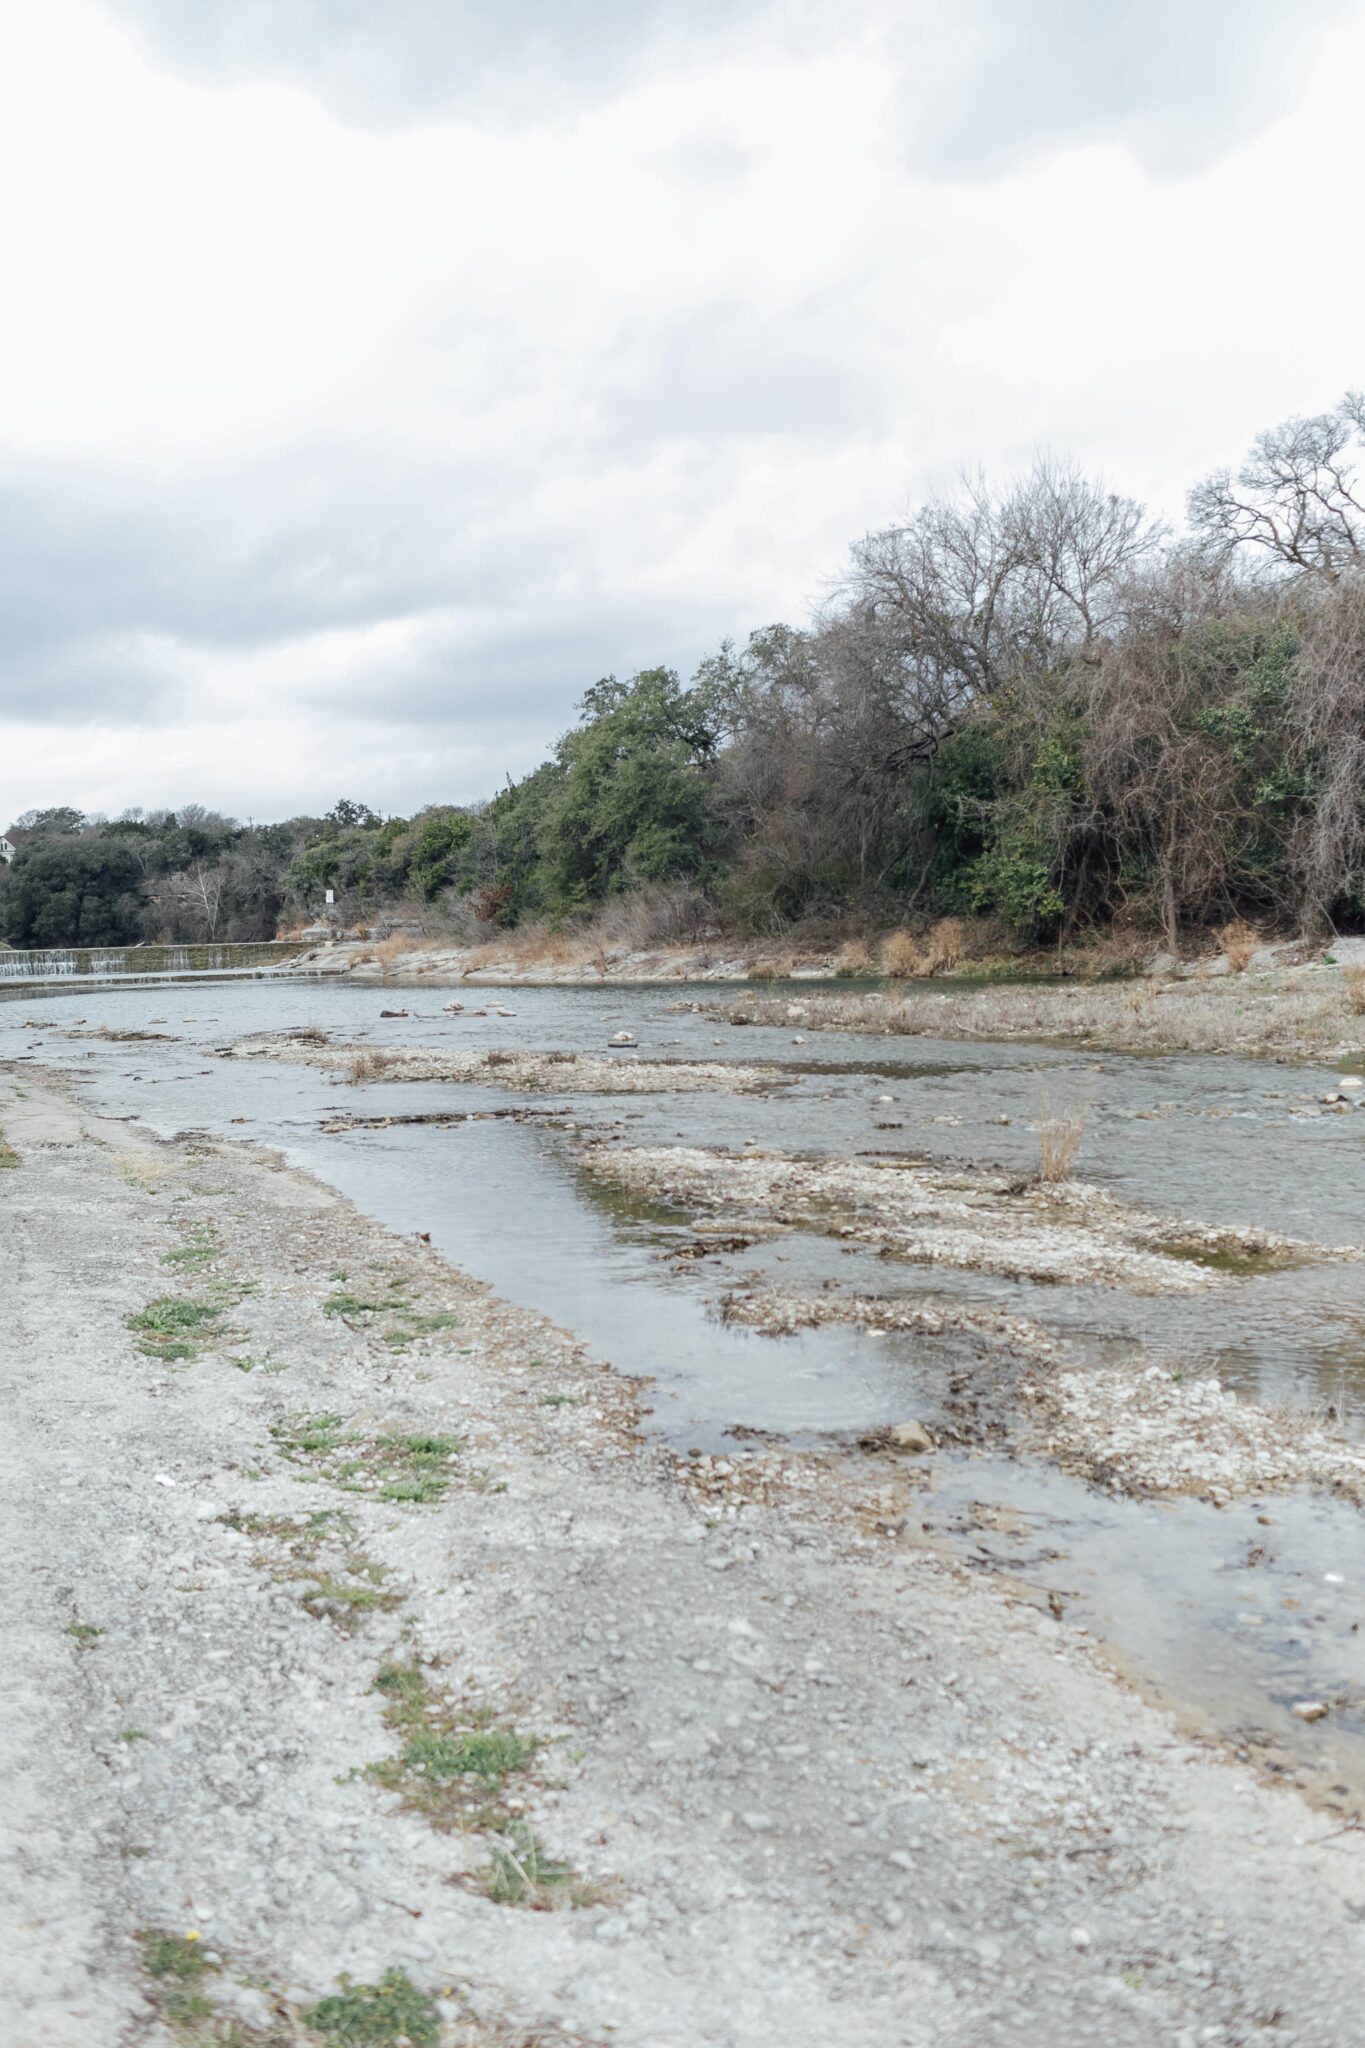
1217 920 1260 974
879 930 920 978
373 934 414 969
1035 1087 1088 1183
920 917 967 975
347 1051 394 1085
723 973 1360 1059
833 939 875 976
1345 964 1365 1016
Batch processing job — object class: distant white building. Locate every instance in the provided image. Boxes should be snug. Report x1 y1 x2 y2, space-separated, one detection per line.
0 837 13 865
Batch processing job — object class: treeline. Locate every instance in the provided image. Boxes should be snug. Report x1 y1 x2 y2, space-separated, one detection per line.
5 392 1365 952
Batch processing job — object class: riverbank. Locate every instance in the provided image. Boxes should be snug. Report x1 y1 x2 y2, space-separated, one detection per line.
7 1069 1365 2046
278 931 1365 1061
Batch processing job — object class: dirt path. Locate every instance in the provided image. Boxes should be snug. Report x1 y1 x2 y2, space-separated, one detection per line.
4 1070 1365 2046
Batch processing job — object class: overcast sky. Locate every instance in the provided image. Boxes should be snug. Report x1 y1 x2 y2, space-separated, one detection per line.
0 0 1361 828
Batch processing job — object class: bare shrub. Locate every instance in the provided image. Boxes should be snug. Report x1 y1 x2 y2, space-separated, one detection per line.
834 939 874 976
1034 1085 1088 1183
586 884 712 952
1345 965 1365 1016
1217 920 1260 974
879 930 920 978
292 1024 328 1044
1291 577 1365 925
921 917 967 975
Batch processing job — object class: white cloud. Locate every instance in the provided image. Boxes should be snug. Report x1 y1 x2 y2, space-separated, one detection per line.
0 0 1361 826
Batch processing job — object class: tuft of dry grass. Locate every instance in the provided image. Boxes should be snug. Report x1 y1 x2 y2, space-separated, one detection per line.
373 933 414 969
833 939 874 976
347 1051 395 1085
1345 964 1365 1016
1035 1089 1088 1183
921 916 968 975
879 930 920 979
1217 919 1260 974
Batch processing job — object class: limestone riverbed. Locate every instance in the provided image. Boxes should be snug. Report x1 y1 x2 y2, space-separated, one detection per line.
7 973 1365 2043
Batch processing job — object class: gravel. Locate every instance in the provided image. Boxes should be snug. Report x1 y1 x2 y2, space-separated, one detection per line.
4 1071 1365 2047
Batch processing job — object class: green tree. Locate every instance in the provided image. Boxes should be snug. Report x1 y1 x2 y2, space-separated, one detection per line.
3 839 145 947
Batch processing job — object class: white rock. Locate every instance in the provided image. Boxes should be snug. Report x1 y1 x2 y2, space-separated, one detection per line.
1291 1700 1330 1722
888 1421 936 1455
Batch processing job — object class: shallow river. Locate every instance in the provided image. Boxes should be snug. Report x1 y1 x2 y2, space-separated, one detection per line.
5 973 1365 1798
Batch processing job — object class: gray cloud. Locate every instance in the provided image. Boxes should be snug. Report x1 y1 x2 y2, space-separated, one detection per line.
103 0 743 129
0 441 738 763
102 0 1354 174
911 0 1356 178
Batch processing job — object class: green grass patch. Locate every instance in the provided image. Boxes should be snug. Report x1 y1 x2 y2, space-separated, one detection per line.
481 1820 582 1909
325 1280 463 1354
228 1508 404 1633
67 1619 103 1647
381 1310 462 1351
323 1290 402 1319
128 1294 227 1360
366 1662 540 1835
304 1969 439 2047
0 1129 19 1169
140 1929 216 2030
270 1417 464 1506
161 1223 221 1273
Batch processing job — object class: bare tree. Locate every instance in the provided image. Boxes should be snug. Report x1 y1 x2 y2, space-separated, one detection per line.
837 462 1159 766
160 860 226 940
1289 574 1365 925
1189 395 1365 583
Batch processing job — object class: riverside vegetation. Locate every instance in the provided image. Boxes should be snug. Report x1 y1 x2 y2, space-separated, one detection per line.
5 391 1365 960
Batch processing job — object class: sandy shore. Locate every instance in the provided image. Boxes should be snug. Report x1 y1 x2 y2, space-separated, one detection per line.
7 1071 1365 2045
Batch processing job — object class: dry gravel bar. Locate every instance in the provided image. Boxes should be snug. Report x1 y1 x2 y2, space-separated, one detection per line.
581 1141 1344 1292
6 1070 1365 2047
226 1034 782 1095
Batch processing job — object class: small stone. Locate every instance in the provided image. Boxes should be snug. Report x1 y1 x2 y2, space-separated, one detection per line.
1291 1700 1330 1721
740 1810 776 1832
888 1421 936 1455
609 1031 636 1047
1071 1927 1091 1950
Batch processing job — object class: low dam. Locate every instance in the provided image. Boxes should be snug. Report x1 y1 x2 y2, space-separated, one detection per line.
0 940 312 984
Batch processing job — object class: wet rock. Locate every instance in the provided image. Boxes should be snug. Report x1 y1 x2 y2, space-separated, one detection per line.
609 1031 637 1046
1291 1700 1330 1722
